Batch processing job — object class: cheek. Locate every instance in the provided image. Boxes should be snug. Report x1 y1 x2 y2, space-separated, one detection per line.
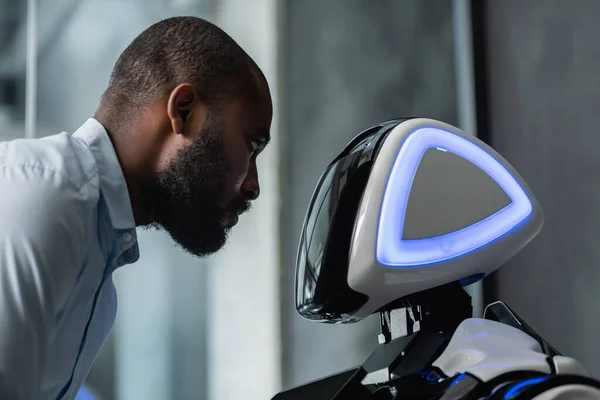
226 146 251 186
156 136 189 172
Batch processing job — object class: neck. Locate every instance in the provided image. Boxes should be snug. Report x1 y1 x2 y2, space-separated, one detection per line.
93 108 153 226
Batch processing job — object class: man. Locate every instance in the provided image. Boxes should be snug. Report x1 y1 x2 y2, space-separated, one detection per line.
0 16 272 399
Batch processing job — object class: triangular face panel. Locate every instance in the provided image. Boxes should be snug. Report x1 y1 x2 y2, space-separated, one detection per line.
402 148 512 240
376 127 533 267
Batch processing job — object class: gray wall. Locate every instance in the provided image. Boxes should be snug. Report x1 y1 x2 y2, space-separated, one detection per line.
485 0 600 379
282 0 458 389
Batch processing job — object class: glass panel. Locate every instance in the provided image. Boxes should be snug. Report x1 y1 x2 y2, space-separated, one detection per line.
295 125 391 322
296 159 350 317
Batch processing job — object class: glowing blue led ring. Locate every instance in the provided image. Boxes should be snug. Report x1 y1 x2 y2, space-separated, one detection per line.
376 127 533 267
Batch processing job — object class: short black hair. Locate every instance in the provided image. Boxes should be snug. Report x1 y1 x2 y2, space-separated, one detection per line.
99 16 255 123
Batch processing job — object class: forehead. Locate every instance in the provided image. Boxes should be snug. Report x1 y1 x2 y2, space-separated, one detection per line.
213 98 270 146
220 72 273 129
249 66 273 118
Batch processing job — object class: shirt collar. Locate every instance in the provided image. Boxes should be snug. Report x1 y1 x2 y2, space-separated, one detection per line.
72 118 137 232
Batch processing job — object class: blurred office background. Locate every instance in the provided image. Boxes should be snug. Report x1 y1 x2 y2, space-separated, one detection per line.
1 0 599 399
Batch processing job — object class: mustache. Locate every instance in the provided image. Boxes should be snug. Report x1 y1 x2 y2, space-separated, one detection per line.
228 197 252 215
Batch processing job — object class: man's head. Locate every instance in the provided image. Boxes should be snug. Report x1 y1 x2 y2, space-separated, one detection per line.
96 16 272 257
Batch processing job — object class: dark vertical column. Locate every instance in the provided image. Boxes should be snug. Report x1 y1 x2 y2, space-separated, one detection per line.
470 0 496 305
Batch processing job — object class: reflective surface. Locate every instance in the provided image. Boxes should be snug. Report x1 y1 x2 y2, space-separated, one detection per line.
295 120 405 323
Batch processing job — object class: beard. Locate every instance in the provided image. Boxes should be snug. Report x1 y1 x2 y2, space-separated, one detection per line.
143 118 250 257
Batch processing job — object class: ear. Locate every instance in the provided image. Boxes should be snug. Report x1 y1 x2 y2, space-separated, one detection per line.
167 83 197 135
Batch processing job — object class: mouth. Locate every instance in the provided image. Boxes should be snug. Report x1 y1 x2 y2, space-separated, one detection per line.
221 210 241 228
220 200 251 228
220 213 238 228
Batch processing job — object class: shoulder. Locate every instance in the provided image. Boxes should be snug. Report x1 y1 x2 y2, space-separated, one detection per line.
0 136 98 300
0 132 100 199
0 133 101 243
0 138 103 337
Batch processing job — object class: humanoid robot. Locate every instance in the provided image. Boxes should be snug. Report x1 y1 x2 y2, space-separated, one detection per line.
273 118 600 399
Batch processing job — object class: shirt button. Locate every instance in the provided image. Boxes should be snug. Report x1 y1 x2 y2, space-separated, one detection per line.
122 232 133 243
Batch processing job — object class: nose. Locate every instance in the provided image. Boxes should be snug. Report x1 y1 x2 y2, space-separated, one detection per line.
243 182 260 201
242 163 260 201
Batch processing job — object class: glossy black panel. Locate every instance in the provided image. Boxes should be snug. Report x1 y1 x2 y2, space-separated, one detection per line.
295 119 407 323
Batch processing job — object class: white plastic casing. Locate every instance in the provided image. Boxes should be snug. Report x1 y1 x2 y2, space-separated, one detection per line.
532 385 600 399
347 118 543 318
432 318 553 381
431 318 595 399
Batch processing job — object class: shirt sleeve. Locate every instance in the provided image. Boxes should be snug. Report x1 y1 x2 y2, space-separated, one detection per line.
0 165 88 399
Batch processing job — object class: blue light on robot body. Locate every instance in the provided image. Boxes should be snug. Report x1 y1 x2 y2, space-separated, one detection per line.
503 377 548 399
75 386 98 400
449 373 466 387
376 127 533 267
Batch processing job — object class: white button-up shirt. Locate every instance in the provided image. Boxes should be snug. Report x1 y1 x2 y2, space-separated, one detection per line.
0 118 140 399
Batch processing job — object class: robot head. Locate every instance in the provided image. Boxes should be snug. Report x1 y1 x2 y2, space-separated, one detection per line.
295 118 543 323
